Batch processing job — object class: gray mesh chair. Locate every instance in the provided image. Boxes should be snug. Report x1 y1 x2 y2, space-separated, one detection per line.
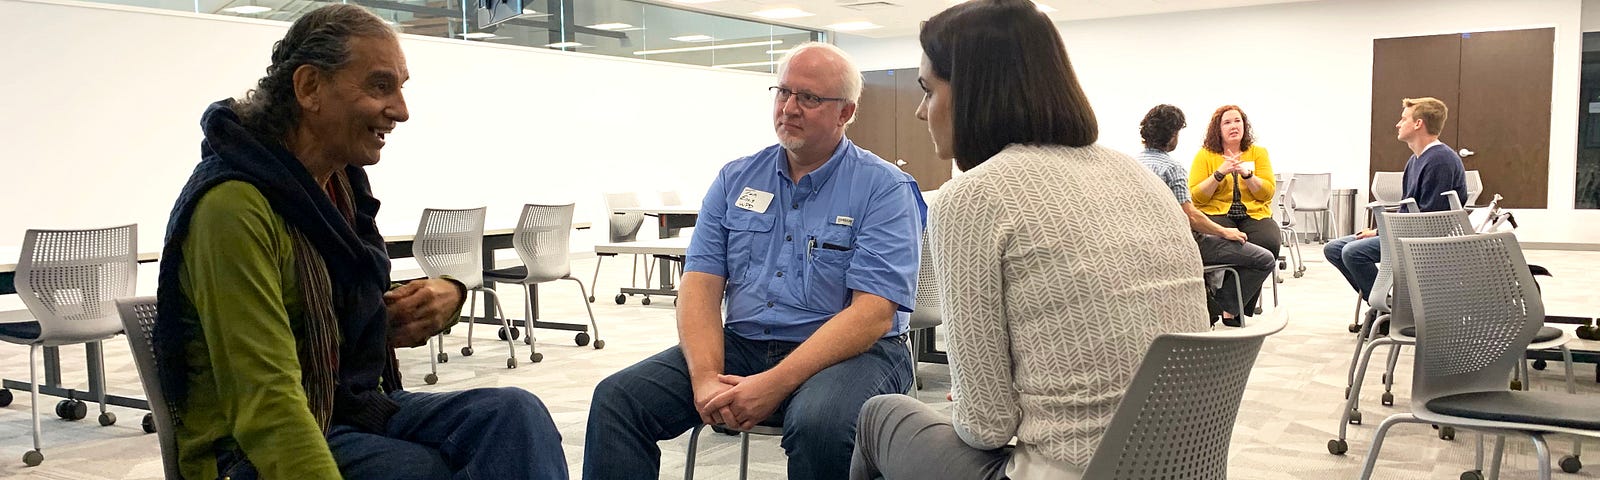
909 234 940 389
484 203 603 363
1465 170 1484 206
684 420 784 480
1289 172 1332 243
1079 312 1287 479
592 192 652 304
1370 171 1405 205
0 225 138 466
413 207 518 378
114 296 179 479
1274 175 1306 278
1359 232 1596 480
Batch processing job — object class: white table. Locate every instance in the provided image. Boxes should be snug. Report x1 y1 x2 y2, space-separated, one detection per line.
1500 209 1600 251
595 236 692 303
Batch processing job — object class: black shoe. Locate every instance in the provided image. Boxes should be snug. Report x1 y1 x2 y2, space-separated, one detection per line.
1221 316 1243 328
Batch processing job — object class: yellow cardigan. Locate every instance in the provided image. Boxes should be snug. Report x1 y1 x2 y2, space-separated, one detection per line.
1187 145 1276 220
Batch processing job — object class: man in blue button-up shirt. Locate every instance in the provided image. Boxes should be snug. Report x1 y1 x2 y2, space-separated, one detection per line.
584 42 925 480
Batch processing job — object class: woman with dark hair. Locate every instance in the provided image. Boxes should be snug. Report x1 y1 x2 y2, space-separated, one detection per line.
156 5 566 479
1188 105 1282 267
848 0 1208 478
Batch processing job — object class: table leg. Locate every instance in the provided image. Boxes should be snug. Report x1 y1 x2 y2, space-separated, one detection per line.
44 346 60 387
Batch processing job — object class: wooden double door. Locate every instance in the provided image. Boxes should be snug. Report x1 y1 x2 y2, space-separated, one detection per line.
852 68 952 192
1370 28 1554 208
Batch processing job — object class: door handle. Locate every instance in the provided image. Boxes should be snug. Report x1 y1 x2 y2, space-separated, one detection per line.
1458 148 1475 158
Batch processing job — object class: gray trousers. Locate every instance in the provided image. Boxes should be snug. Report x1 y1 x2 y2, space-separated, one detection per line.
1195 232 1275 316
849 394 1011 480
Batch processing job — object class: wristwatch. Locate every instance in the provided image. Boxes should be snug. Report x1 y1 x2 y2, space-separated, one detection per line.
1213 171 1226 182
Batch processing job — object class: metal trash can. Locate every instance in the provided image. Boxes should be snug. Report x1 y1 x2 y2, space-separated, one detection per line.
1328 188 1357 239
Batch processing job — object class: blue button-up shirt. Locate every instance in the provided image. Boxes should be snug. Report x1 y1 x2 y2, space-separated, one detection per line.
685 138 925 342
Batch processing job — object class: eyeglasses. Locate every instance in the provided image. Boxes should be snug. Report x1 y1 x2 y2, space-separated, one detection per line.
770 86 846 109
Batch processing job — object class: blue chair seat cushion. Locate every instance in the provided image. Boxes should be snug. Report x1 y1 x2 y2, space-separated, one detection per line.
0 321 42 341
1427 390 1600 430
1400 326 1561 343
483 266 528 281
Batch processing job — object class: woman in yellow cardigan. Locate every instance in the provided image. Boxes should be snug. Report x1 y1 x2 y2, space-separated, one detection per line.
1188 105 1281 277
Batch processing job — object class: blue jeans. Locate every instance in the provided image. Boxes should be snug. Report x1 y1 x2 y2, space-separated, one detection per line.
217 388 568 480
1324 235 1382 301
582 327 913 480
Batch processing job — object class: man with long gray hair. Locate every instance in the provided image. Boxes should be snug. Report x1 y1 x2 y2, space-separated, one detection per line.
583 42 925 479
154 5 566 479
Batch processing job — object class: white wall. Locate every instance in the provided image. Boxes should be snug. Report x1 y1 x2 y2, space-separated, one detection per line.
0 0 778 254
838 0 1585 208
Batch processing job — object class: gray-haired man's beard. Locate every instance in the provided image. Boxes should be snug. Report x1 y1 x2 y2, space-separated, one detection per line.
778 136 806 151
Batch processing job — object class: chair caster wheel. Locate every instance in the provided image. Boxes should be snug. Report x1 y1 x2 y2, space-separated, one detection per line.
594 339 606 349
1577 324 1598 340
437 352 449 363
614 294 626 305
530 352 544 363
424 373 438 385
1510 379 1523 391
142 413 156 433
1255 306 1264 315
0 388 11 407
23 449 42 467
1561 455 1582 473
498 327 520 341
461 346 474 356
1327 439 1348 455
1439 426 1455 440
1294 271 1305 278
507 357 518 369
1533 359 1547 370
588 295 596 303
99 412 116 426
1460 470 1484 480
642 297 652 306
575 332 591 347
1349 324 1361 333
1347 410 1362 425
1381 392 1394 406
56 399 87 420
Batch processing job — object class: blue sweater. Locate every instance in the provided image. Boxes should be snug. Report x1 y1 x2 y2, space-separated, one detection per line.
1403 143 1468 212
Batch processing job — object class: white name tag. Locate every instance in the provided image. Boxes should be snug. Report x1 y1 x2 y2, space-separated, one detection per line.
834 216 854 227
735 187 774 213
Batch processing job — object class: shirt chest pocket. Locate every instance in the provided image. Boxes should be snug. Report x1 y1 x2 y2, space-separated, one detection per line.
722 210 775 284
803 224 856 312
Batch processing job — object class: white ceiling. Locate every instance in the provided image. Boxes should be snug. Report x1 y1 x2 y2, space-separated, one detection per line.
663 0 1323 38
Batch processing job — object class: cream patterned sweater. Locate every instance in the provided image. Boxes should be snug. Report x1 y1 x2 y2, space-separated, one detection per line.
929 143 1210 468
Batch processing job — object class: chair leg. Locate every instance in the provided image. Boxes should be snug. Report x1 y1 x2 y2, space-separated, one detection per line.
909 331 921 392
1358 413 1419 479
1488 435 1507 480
739 432 751 480
685 425 704 480
28 344 43 465
590 255 606 302
566 277 604 348
1383 342 1402 394
482 288 518 367
1532 432 1553 480
1340 337 1394 442
94 340 109 418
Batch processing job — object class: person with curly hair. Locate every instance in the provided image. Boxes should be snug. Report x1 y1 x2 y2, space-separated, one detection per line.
1136 104 1274 326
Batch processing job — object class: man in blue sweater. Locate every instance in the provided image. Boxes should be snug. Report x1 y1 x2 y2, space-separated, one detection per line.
1325 97 1467 303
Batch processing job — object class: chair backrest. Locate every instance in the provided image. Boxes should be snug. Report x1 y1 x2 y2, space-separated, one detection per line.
1374 208 1474 332
114 296 181 480
1081 313 1286 480
413 207 487 288
511 203 576 283
1400 232 1542 405
1370 171 1405 204
1289 173 1332 211
1275 176 1296 227
604 192 645 243
1465 170 1483 205
15 225 138 344
908 233 940 330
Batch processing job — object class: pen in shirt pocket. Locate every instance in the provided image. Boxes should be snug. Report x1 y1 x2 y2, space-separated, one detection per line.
806 236 816 258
